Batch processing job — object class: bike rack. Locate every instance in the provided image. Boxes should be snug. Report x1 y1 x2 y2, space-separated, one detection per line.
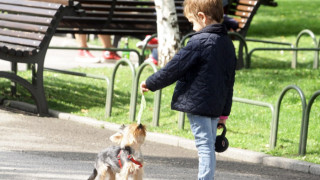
270 85 307 155
300 90 320 155
232 97 276 146
178 97 275 131
228 32 250 69
246 29 320 69
105 59 135 118
293 29 318 69
129 62 161 126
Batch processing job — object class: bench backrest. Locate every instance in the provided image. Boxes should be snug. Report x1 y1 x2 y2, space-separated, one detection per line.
0 0 66 61
226 0 267 37
57 0 192 36
56 0 276 38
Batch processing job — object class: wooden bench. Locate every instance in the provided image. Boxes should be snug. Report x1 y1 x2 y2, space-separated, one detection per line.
55 0 191 37
0 0 79 115
223 0 277 69
55 0 276 69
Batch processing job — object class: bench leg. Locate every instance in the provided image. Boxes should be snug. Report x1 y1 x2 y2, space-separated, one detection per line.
31 63 49 116
10 62 17 96
0 66 49 116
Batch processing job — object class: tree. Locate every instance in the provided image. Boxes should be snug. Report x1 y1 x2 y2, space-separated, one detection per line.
154 0 181 67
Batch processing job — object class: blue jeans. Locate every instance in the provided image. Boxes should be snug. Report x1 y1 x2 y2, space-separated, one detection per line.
187 113 219 180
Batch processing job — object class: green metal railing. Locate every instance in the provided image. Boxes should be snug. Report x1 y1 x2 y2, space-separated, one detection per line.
105 59 135 118
247 29 320 69
129 62 161 126
140 34 158 64
232 97 276 148
293 29 318 69
43 68 110 114
300 90 320 155
178 97 275 132
270 85 307 155
228 32 250 68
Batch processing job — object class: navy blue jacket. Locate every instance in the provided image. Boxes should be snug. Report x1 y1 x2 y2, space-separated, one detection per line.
146 24 236 117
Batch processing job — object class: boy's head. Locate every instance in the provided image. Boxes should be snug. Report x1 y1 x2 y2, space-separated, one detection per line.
183 0 224 31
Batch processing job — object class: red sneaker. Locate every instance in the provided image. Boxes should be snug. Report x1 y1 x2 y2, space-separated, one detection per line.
136 35 158 49
101 51 121 62
144 56 158 65
75 50 100 63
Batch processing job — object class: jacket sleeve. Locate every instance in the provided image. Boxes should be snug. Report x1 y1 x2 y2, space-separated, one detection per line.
146 38 200 92
221 57 236 116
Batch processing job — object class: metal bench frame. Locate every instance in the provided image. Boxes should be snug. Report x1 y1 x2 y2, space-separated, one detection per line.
0 0 78 115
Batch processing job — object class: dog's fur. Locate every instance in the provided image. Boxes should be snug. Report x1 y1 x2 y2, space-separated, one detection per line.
88 123 146 180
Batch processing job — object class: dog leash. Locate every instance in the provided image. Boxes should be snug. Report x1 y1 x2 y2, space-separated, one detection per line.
136 91 146 124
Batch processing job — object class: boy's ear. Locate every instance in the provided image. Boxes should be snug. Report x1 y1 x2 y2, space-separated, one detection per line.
109 132 123 144
197 12 207 24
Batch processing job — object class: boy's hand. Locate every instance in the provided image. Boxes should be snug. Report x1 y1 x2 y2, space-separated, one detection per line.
218 116 228 129
140 81 150 93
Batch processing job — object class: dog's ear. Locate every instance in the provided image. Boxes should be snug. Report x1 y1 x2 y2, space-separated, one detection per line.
109 132 123 144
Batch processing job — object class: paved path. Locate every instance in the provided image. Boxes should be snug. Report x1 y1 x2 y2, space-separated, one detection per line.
1 107 319 180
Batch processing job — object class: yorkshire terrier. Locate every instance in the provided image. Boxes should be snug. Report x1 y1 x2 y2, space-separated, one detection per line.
88 123 147 180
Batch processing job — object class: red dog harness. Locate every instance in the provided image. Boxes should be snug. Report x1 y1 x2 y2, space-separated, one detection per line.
117 150 143 168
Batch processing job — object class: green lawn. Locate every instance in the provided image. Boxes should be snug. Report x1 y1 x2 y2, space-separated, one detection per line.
1 0 320 164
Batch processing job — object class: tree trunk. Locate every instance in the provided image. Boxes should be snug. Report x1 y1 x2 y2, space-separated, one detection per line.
154 0 180 67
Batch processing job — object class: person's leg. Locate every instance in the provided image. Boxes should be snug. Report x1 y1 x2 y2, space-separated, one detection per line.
98 34 112 48
113 35 122 48
75 34 89 48
74 34 100 63
98 34 121 61
187 113 219 180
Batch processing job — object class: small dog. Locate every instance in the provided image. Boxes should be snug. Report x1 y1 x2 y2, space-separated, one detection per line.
88 123 146 180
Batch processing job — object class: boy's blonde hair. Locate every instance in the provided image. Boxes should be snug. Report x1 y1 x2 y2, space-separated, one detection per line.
183 0 224 23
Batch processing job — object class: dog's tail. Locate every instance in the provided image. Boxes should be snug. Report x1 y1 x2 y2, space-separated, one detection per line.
87 168 97 180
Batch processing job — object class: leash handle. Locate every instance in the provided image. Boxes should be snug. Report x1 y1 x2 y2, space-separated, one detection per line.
136 92 146 124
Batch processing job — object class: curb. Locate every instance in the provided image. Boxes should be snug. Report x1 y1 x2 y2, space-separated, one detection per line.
2 100 320 176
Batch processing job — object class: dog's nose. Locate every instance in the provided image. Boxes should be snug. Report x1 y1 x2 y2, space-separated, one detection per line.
138 123 143 129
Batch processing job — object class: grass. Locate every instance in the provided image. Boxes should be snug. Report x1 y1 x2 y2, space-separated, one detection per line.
1 0 320 164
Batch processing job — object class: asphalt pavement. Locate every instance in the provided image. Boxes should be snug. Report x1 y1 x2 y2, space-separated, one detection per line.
1 106 320 180
0 35 320 179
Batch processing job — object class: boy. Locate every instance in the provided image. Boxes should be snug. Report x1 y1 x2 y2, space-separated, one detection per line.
140 0 236 179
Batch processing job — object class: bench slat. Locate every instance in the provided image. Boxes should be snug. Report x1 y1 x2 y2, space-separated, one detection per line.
0 20 49 34
236 5 254 12
238 0 258 6
77 0 184 6
234 11 251 18
233 17 248 24
82 5 155 13
83 11 186 19
56 28 156 36
80 4 183 14
0 29 45 41
0 4 59 17
26 0 69 6
0 35 41 48
0 0 61 10
0 42 37 56
0 13 52 26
